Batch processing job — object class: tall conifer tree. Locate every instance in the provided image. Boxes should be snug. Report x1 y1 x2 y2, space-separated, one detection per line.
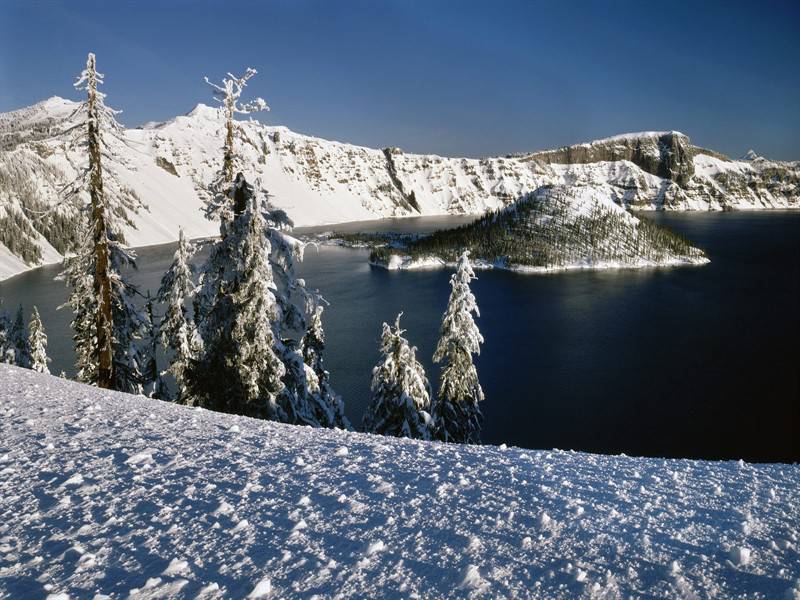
189 67 346 427
59 53 146 393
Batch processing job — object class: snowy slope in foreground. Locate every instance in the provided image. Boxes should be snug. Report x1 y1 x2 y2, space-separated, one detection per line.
1 365 798 599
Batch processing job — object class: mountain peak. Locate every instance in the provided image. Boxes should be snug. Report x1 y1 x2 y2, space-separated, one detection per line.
186 103 222 119
741 149 762 161
35 96 79 113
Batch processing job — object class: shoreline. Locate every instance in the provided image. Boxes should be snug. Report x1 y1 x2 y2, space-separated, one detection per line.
5 206 800 282
369 254 711 275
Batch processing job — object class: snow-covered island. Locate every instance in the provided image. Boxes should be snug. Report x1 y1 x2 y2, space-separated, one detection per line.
369 187 709 273
1 364 798 599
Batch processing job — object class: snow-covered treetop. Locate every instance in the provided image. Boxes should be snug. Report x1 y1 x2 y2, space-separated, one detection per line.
70 52 123 131
433 250 484 389
204 68 269 117
74 53 105 100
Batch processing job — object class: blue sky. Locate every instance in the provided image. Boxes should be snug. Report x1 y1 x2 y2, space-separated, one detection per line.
1 0 798 159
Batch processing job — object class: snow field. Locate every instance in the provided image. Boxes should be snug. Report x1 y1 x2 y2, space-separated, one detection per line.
0 364 798 598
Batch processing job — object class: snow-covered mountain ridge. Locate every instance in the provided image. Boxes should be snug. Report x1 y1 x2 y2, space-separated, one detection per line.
1 96 798 280
1 363 798 598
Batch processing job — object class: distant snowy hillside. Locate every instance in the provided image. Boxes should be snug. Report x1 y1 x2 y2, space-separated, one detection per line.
1 364 798 598
1 97 798 279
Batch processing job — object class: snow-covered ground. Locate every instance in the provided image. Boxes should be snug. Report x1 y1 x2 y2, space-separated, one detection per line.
1 364 797 599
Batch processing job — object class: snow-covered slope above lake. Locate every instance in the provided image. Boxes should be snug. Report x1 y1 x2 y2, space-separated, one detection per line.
1 364 798 599
1 97 798 279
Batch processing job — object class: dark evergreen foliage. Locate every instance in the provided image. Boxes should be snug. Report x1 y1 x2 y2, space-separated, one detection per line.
370 188 706 269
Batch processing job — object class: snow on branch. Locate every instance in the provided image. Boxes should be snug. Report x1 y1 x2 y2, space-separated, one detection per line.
204 67 270 116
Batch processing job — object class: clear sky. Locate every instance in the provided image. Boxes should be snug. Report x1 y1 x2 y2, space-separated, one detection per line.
1 0 799 159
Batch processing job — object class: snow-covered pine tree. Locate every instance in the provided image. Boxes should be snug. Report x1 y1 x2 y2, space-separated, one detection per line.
192 67 267 374
431 251 485 444
262 207 333 427
203 68 268 226
62 251 98 383
9 305 32 369
362 313 433 439
141 292 165 399
59 53 147 393
193 67 338 426
0 307 16 364
28 306 50 374
187 183 286 418
302 295 351 429
156 228 197 403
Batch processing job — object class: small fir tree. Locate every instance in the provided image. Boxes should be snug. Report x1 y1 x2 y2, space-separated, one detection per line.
156 228 197 402
9 305 32 369
363 313 433 439
263 205 346 427
0 307 16 364
142 292 165 399
431 251 485 444
28 306 50 374
302 296 351 429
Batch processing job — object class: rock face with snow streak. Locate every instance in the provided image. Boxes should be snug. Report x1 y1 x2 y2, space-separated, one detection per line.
519 131 799 211
1 363 798 598
1 97 798 279
522 131 697 186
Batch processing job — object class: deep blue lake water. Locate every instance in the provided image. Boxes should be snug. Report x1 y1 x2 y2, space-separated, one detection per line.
1 212 798 462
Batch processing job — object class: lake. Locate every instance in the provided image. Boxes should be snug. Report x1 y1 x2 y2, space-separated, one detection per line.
1 211 798 462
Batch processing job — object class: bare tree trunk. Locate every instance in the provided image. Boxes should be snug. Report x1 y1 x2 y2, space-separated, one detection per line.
86 54 114 389
224 100 235 184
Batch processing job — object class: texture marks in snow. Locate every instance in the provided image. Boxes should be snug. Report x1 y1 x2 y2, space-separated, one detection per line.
0 364 798 599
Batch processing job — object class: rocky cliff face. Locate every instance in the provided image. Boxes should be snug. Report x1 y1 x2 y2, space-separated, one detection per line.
0 98 798 279
521 131 696 187
515 131 799 211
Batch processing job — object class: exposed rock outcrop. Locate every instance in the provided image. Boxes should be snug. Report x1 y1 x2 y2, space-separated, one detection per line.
521 132 696 187
382 147 420 213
